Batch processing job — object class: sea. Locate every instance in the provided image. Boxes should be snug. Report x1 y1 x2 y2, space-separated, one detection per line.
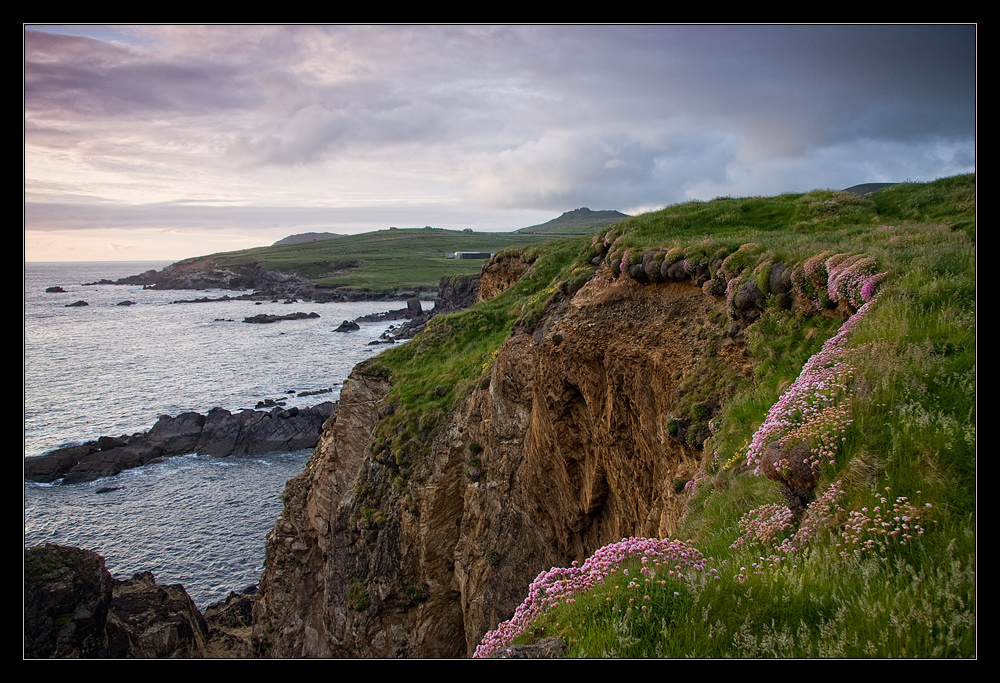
24 261 412 608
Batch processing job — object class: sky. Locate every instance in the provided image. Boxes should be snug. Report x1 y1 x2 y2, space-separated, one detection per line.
24 24 976 262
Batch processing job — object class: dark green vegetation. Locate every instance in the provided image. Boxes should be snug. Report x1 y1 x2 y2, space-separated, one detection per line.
364 238 587 475
517 207 630 235
357 175 974 657
204 228 556 293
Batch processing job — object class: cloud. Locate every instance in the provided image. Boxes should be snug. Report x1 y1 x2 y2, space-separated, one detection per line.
23 24 976 261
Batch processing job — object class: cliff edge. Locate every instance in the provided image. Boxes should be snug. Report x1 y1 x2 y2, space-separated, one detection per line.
254 258 749 656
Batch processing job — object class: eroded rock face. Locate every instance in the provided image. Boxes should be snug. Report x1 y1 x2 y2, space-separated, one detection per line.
478 252 532 302
24 544 221 659
254 274 750 658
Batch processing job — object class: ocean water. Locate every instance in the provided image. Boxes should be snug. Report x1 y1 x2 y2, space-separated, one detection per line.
24 261 410 607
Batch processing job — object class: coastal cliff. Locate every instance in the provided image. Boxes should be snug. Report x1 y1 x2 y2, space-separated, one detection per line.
253 253 750 657
26 177 976 658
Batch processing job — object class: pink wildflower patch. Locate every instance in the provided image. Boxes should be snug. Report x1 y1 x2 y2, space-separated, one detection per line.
474 537 709 658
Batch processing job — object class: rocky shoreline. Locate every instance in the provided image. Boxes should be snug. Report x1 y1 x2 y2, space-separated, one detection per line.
25 272 486 657
24 402 336 485
105 258 430 302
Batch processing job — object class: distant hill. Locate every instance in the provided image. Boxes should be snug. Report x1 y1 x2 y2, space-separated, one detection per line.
517 208 629 235
272 232 342 246
840 182 898 196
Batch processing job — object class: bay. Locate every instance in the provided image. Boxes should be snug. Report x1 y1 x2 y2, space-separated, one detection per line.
24 261 411 607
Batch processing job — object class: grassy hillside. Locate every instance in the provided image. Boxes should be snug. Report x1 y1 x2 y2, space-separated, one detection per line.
360 175 975 657
202 228 554 293
517 207 629 235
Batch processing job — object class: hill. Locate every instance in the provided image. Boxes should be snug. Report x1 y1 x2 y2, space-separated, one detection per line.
118 228 560 297
272 232 342 246
517 207 629 235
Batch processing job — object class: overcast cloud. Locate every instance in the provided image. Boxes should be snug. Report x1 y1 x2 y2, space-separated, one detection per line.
24 24 976 261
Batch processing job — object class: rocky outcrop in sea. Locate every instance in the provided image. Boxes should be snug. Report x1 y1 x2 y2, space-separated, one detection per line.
24 402 336 485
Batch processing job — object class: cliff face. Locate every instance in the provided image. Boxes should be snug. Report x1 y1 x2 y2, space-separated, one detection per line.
254 269 749 657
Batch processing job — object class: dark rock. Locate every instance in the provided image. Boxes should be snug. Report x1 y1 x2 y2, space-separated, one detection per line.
487 637 568 659
203 585 257 630
243 311 319 324
628 263 647 282
298 387 333 397
114 261 316 300
406 297 423 317
761 440 817 518
194 407 244 456
65 300 89 307
25 544 219 659
733 279 765 321
116 300 136 306
25 544 114 658
25 403 338 483
335 320 360 332
97 435 128 450
693 262 711 285
45 286 66 293
769 262 793 294
147 411 206 454
25 444 96 483
666 260 689 282
104 571 210 658
62 438 164 484
643 251 662 282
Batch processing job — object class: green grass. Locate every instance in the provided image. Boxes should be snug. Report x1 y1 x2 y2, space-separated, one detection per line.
450 174 976 657
518 208 629 235
515 538 974 658
194 228 556 293
364 238 592 479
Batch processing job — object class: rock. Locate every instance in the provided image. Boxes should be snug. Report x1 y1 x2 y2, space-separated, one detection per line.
97 435 128 450
733 279 765 321
334 320 360 332
25 544 114 658
147 411 206 454
45 286 66 293
25 544 222 658
487 637 568 659
642 251 662 282
406 297 423 317
104 571 210 658
116 300 136 306
760 440 816 518
62 438 164 484
25 444 95 483
25 403 338 483
65 300 89 307
114 260 316 300
243 312 319 324
666 259 689 282
769 262 793 294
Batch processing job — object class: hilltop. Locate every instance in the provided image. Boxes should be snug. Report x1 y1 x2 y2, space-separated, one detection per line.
272 232 342 246
517 207 629 235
